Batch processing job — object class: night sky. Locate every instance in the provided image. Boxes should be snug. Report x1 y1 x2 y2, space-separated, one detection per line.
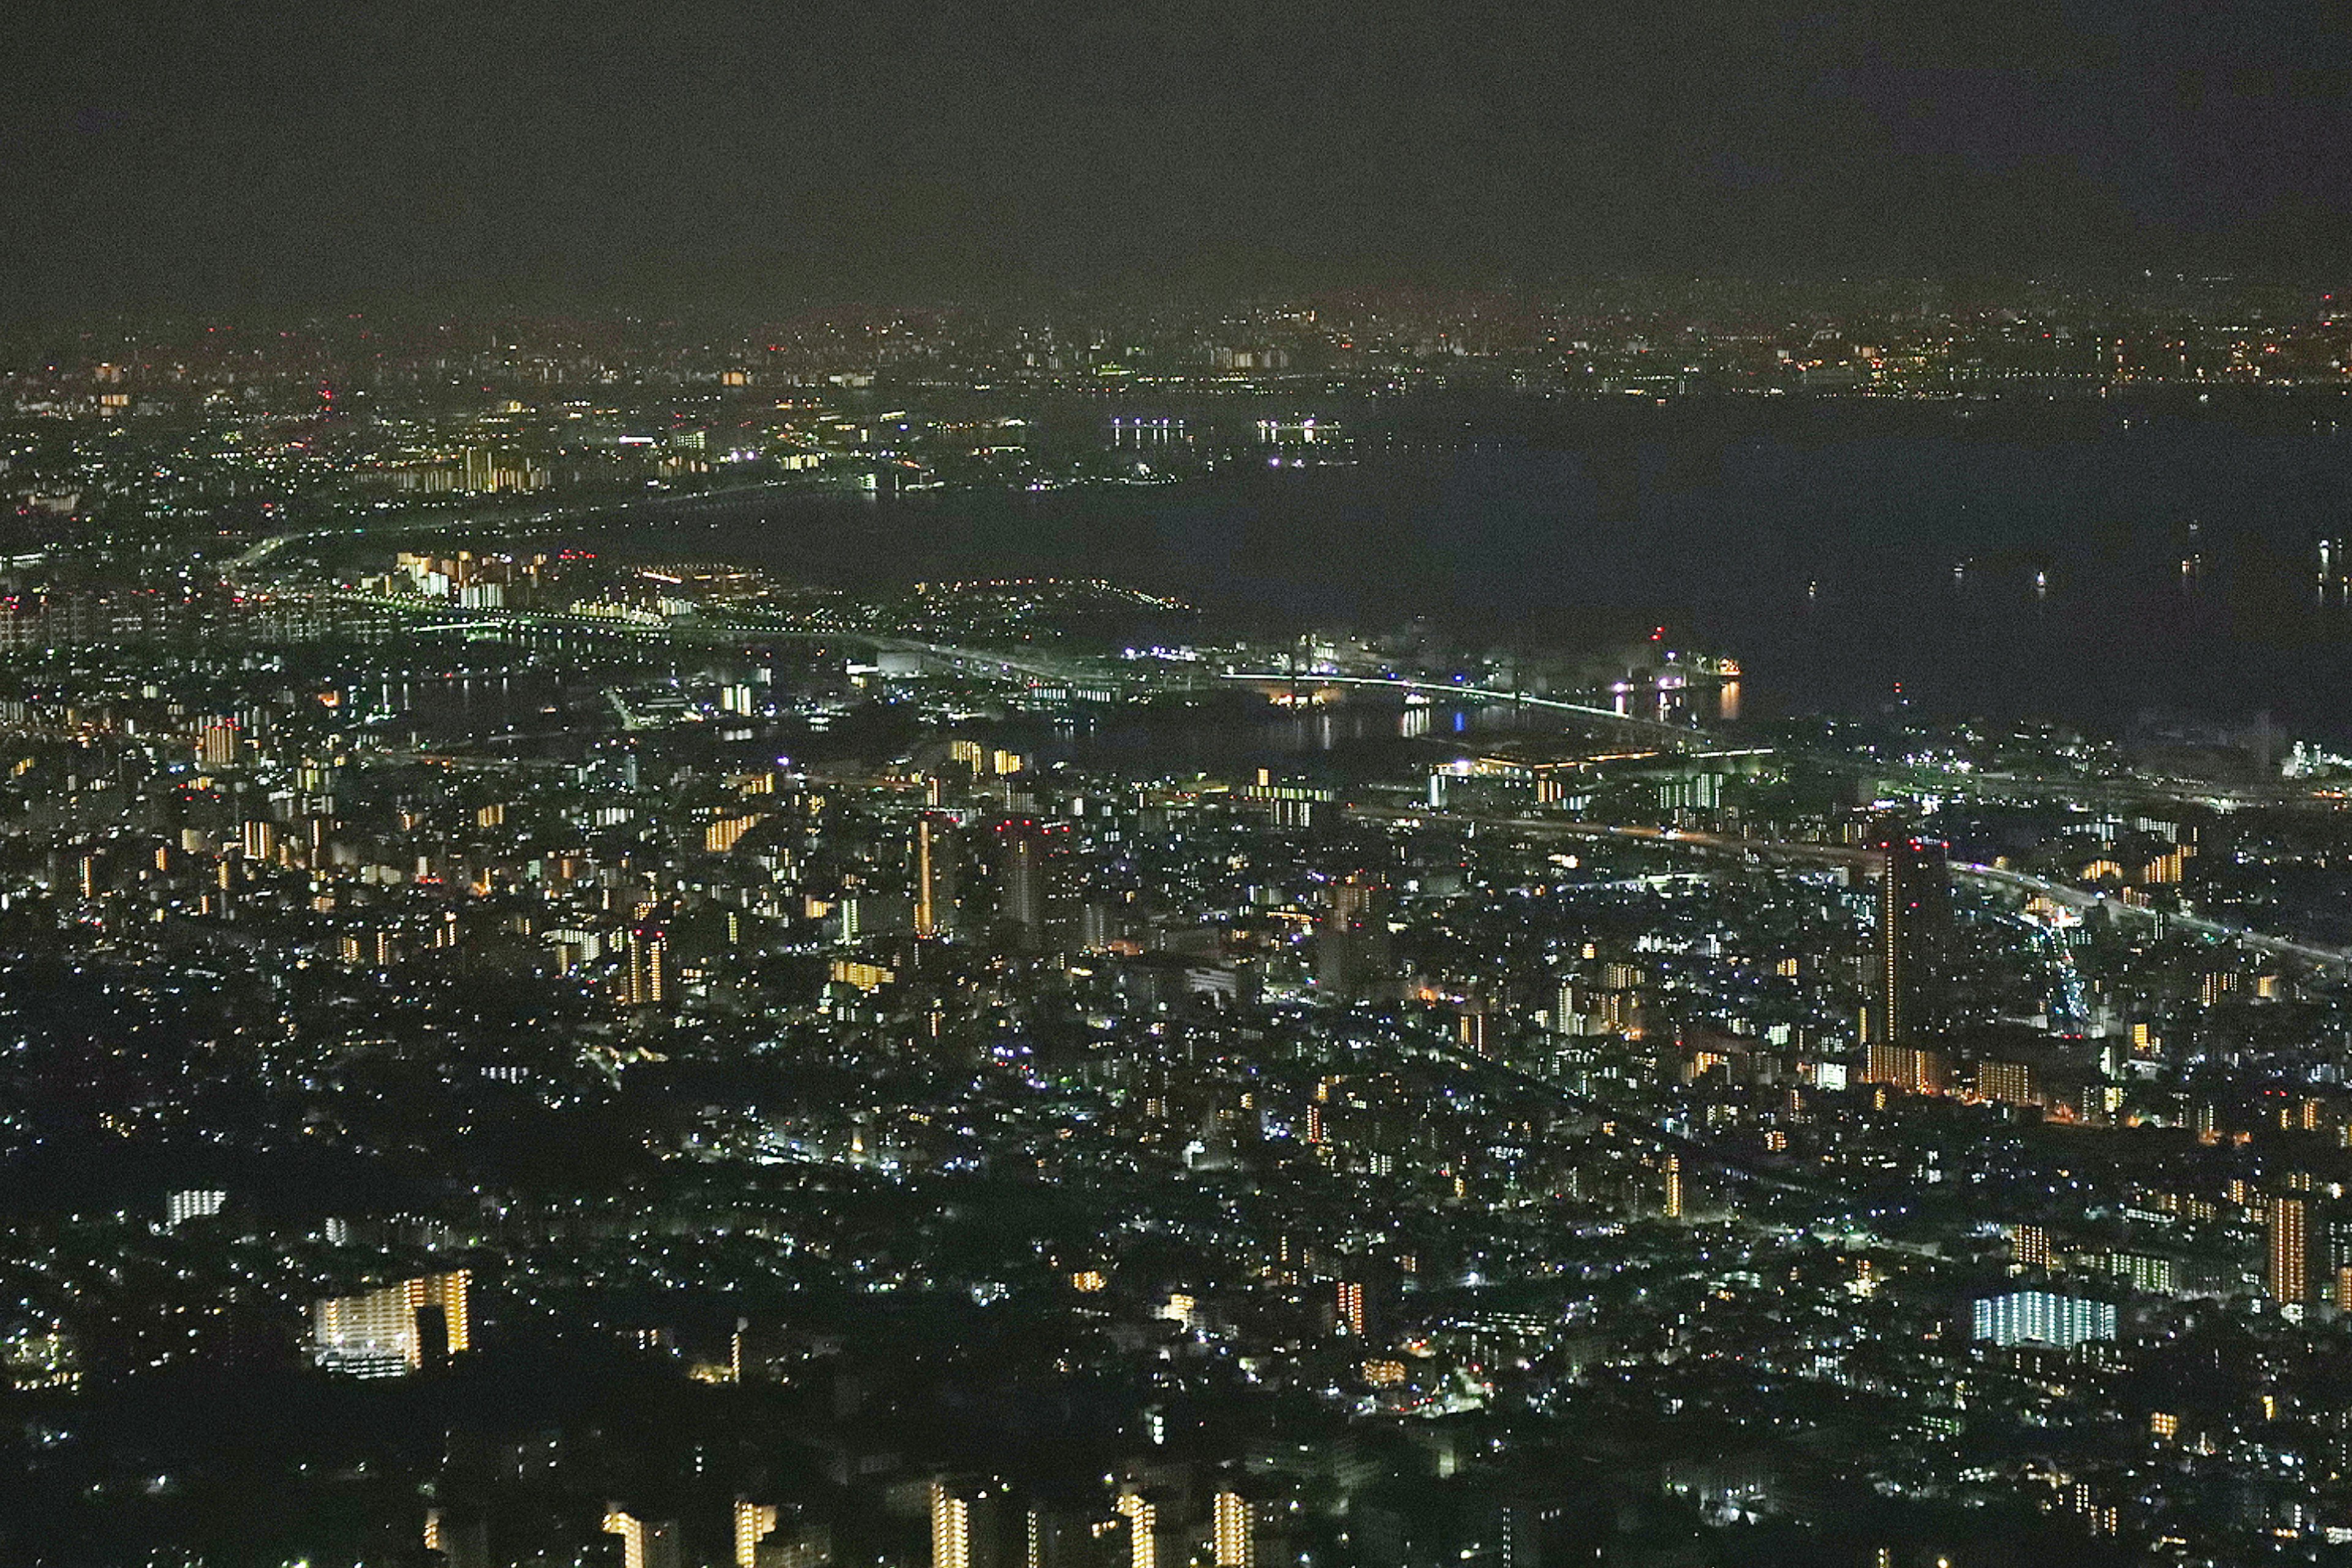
6 0 2352 318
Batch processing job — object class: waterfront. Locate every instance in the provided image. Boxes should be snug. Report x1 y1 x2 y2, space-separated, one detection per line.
597 399 2352 737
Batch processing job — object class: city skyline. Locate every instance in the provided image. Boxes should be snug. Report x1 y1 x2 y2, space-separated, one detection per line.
12 4 2352 1566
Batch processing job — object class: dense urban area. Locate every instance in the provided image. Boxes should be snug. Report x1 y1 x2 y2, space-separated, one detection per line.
9 281 2352 1568
7 275 2352 528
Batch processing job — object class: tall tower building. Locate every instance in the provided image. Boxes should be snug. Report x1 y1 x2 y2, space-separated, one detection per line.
932 1476 1006 1568
734 1499 778 1568
2271 1192 2312 1307
626 925 669 1008
995 819 1046 951
1212 1487 1256 1568
1878 835 1951 1043
915 816 959 940
601 1510 682 1568
1112 1489 1160 1568
916 816 940 939
1319 874 1389 1003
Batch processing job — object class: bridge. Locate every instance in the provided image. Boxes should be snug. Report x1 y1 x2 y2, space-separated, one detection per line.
303 590 1118 688
223 477 832 584
1219 670 1708 746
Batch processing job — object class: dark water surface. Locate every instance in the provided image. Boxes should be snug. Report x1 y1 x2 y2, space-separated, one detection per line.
587 398 2352 737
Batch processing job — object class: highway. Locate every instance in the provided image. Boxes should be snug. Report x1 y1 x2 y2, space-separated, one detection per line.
351 591 1104 683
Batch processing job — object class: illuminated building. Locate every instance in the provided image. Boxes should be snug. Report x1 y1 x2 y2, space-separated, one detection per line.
916 815 959 939
931 1476 1006 1568
829 958 895 992
735 1499 778 1568
916 816 940 937
459 446 549 494
1456 1008 1491 1058
1977 1057 2039 1108
1335 1280 1366 1336
1555 973 1640 1037
1863 1042 1950 1096
1212 1488 1255 1568
2271 1192 2311 1306
1877 835 1951 1043
1663 1156 1683 1219
424 1507 488 1568
626 925 669 1007
2011 1224 2052 1270
165 1188 227 1227
1319 874 1389 1002
995 818 1044 948
548 927 603 974
705 812 758 853
1112 1489 1159 1568
309 1270 470 1378
1970 1291 2116 1349
197 720 240 768
602 1509 681 1568
2091 1250 2176 1295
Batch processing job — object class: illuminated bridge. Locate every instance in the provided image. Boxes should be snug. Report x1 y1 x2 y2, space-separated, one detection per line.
1218 670 1709 747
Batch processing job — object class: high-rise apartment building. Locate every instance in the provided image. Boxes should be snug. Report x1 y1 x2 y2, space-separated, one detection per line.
916 816 959 939
1335 1280 1366 1337
734 1499 778 1568
309 1270 470 1378
601 1509 681 1568
2272 1192 2312 1306
165 1189 227 1228
1863 1042 1951 1096
931 1476 1006 1568
1319 874 1389 1003
1112 1489 1160 1568
625 925 669 1008
1878 835 1951 1044
995 819 1045 949
1970 1290 2116 1349
1212 1487 1255 1568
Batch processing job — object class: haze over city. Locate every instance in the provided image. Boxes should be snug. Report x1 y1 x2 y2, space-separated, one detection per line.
7 5 2352 1567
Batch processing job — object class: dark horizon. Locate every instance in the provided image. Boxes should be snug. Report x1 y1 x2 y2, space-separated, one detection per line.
4 266 2348 352
9 0 2352 324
